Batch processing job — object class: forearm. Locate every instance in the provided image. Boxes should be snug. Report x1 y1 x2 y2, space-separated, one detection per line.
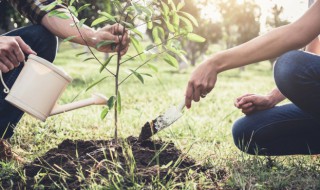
267 88 286 107
214 25 313 73
305 37 320 54
41 8 96 47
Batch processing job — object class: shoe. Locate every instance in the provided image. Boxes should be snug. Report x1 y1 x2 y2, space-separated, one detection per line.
0 139 25 164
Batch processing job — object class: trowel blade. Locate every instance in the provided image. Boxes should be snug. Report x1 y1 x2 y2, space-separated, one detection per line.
138 102 184 141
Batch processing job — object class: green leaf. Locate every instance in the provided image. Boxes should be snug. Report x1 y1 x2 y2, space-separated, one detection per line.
145 44 154 51
100 107 109 120
179 54 189 65
164 53 179 68
117 91 121 114
91 17 108 27
112 1 122 12
77 18 87 28
179 11 199 27
76 52 87 57
41 2 58 11
68 6 78 17
131 28 143 39
161 2 169 16
133 3 152 17
169 0 177 12
62 35 76 42
107 96 116 110
83 57 95 62
187 33 206 42
85 77 107 92
121 21 134 29
129 69 144 84
100 12 116 22
173 12 180 28
69 0 75 6
96 40 115 49
141 73 153 77
157 27 165 39
147 19 153 30
164 19 175 33
147 64 158 72
180 16 193 32
130 36 145 60
152 27 160 44
77 4 90 13
177 1 185 11
48 10 70 19
100 55 115 73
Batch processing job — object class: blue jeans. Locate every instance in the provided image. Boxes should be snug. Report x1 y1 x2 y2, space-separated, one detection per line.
0 25 57 139
232 50 320 155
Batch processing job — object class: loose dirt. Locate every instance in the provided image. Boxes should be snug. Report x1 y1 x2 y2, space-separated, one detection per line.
5 137 227 189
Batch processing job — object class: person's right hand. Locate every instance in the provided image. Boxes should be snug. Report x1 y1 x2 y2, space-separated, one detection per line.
234 93 275 115
0 36 36 73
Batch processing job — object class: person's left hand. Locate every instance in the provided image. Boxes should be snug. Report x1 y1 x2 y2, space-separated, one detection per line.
185 58 218 109
90 24 129 56
234 93 274 115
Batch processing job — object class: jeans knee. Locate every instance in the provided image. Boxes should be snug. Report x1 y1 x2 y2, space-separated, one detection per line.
274 50 305 97
28 25 58 62
22 25 58 62
232 117 256 155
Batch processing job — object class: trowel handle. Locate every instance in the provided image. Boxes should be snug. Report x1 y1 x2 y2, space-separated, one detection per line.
178 100 185 111
0 70 10 94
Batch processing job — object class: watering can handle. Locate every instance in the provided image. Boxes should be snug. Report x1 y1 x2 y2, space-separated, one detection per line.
0 70 10 94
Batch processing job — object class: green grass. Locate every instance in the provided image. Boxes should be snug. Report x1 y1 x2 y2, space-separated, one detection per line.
3 43 320 189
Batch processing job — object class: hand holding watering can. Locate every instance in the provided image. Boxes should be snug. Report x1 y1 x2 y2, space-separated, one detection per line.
0 54 107 121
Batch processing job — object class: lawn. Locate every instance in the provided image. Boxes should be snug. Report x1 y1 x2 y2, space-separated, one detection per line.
2 43 320 189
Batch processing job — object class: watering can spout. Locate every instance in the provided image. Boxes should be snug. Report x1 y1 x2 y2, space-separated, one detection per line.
50 93 108 116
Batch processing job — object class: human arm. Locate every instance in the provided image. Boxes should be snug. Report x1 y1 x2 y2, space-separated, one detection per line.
0 37 36 72
0 1 129 73
40 8 129 55
234 88 286 115
305 37 320 54
8 0 128 54
185 1 320 108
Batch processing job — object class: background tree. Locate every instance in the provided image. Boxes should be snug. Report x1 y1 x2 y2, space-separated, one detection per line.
217 0 261 49
179 0 222 66
146 0 222 67
0 1 29 34
266 4 289 67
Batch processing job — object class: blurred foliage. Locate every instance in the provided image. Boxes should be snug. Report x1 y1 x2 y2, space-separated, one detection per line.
146 0 222 66
266 4 290 28
216 0 261 49
178 0 222 66
0 1 28 33
266 4 289 66
1 0 290 67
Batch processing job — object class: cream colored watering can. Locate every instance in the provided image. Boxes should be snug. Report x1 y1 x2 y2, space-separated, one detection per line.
0 54 108 121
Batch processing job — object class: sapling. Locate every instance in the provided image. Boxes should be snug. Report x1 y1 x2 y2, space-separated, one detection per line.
46 0 205 143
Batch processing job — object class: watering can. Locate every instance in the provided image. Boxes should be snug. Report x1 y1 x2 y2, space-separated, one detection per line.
0 54 108 121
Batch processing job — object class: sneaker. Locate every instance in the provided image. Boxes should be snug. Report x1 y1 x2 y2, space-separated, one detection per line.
0 139 24 164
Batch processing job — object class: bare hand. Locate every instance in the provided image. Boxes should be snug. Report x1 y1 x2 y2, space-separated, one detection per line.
0 36 36 73
185 58 218 109
91 24 129 56
234 94 275 115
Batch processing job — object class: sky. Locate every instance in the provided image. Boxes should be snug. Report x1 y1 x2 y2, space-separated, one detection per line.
250 0 308 22
201 0 310 33
257 0 308 32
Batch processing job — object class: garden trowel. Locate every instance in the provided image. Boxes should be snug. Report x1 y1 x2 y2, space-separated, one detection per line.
138 100 185 141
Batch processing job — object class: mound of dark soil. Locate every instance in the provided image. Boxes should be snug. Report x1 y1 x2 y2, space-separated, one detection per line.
8 137 227 189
